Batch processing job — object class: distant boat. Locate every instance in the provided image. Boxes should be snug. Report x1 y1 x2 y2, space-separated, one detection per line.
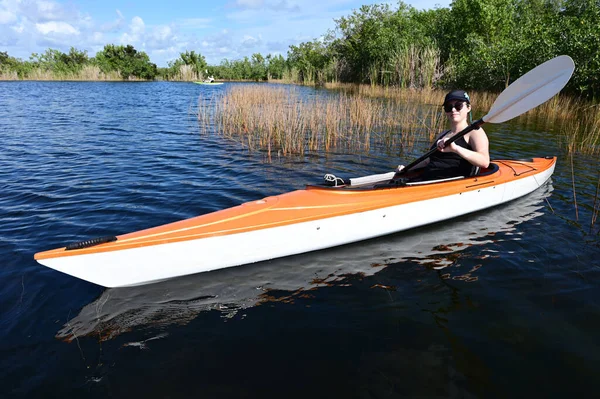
194 81 224 85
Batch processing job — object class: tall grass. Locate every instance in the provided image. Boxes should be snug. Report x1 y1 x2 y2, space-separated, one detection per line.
169 65 204 82
198 85 447 156
0 70 18 80
201 81 600 159
4 66 123 81
367 44 443 88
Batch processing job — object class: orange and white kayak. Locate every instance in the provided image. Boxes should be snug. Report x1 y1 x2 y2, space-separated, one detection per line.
34 157 556 287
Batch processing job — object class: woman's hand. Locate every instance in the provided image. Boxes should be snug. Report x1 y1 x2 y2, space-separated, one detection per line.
437 138 458 153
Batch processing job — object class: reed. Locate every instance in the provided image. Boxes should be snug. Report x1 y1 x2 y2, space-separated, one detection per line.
61 65 122 81
170 65 203 82
592 167 600 229
198 85 448 156
5 66 132 81
0 70 18 80
200 81 600 160
559 103 600 156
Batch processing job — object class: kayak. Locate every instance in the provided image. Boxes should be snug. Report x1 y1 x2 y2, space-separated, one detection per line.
34 157 556 288
194 81 223 85
56 180 553 342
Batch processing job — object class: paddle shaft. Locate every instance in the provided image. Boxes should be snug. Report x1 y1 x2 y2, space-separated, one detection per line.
398 118 485 175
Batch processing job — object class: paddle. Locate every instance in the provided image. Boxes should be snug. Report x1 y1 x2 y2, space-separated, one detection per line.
397 55 575 176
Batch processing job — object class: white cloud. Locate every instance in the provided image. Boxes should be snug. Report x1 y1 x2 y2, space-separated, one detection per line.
11 23 24 34
101 10 125 32
19 0 74 23
130 16 145 35
0 9 16 24
91 32 103 44
178 18 212 29
119 16 145 45
146 25 177 49
35 21 79 35
234 0 265 9
241 34 261 47
270 1 301 12
232 0 299 12
152 25 172 41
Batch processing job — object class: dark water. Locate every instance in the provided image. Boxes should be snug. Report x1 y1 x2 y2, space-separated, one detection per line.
1 81 599 398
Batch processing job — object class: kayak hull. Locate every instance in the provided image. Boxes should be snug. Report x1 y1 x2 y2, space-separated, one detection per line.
35 157 556 287
194 81 223 85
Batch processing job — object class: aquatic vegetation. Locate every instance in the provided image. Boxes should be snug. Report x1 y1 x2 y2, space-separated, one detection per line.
199 83 600 162
4 65 123 81
198 85 447 156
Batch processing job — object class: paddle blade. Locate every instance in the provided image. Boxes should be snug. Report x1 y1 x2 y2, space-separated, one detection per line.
483 55 575 124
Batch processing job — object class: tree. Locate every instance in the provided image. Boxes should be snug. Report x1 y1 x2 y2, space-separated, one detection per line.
287 40 330 83
250 53 266 81
331 2 438 85
94 44 157 80
178 51 207 74
266 54 286 79
557 0 600 97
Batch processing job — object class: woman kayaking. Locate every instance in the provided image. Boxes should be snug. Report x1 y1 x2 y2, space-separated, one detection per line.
397 89 490 180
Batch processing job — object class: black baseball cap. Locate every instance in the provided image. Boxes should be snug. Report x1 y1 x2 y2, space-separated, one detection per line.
443 90 470 105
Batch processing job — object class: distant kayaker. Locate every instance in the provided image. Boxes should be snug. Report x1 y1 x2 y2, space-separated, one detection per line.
397 89 490 180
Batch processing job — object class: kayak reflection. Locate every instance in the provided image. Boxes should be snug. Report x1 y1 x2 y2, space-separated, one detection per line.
56 182 553 342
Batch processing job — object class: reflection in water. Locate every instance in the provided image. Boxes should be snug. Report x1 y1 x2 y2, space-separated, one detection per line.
57 183 553 342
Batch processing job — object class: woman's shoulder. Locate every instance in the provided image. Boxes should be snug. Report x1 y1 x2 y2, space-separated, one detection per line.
467 126 487 137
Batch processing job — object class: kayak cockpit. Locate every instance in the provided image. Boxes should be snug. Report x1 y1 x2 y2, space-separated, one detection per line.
313 162 501 190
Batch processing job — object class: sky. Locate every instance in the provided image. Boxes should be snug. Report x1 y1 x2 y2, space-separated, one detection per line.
0 0 450 67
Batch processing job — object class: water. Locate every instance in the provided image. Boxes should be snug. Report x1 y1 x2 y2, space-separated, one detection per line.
1 81 599 398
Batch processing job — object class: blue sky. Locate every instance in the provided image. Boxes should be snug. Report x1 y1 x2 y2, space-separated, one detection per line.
0 0 450 67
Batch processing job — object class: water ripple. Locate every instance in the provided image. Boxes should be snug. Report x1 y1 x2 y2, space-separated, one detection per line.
1 81 600 397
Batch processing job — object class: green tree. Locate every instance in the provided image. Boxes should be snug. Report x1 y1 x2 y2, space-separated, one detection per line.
179 50 207 74
557 0 600 97
94 44 157 80
250 53 266 81
266 54 286 79
442 0 520 89
287 40 330 83
331 2 437 85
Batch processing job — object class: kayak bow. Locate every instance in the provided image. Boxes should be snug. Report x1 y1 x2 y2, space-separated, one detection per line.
35 157 556 287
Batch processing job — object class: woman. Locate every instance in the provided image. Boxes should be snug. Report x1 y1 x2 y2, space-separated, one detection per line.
397 90 490 180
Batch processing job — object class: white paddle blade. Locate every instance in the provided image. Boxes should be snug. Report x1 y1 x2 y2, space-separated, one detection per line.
483 55 575 124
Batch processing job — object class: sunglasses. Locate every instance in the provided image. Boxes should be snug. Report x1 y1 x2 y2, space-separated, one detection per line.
443 101 468 112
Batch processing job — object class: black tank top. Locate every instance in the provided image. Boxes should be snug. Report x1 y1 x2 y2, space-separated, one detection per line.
422 130 474 179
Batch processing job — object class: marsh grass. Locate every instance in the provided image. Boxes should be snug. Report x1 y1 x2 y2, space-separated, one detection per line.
1 66 127 81
471 93 600 158
10 66 123 81
0 70 18 80
198 85 448 157
201 82 600 159
592 168 600 230
170 65 205 82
